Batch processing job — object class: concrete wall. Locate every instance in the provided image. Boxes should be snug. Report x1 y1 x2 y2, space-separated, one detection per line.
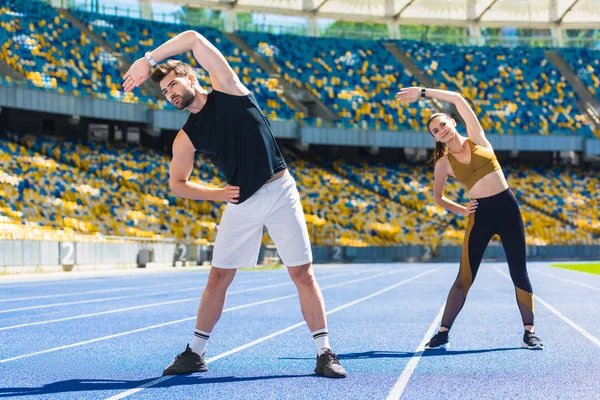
1 241 598 271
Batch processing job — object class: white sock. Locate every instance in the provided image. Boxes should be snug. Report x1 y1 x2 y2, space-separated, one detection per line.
190 329 210 355
312 328 330 355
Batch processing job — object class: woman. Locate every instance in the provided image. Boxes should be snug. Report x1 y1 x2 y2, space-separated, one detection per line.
395 87 543 350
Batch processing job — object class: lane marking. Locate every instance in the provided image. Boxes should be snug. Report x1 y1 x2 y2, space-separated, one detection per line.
0 267 377 313
0 269 379 331
386 303 445 400
495 267 600 348
0 286 210 314
0 267 417 363
531 269 599 292
107 268 440 400
0 281 206 303
0 273 206 288
0 274 290 303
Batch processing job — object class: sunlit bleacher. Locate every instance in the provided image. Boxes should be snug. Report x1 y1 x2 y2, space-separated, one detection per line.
400 40 594 137
331 160 598 245
0 136 217 241
71 10 299 121
0 0 152 103
289 158 451 247
0 74 14 86
237 31 435 131
559 48 600 103
2 132 597 246
4 134 346 246
19 133 226 219
2 1 598 136
505 165 600 237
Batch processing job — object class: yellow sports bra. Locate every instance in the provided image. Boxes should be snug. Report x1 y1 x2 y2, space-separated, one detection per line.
447 139 501 191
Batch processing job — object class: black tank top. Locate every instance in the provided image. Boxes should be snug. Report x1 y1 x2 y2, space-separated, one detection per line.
181 90 287 204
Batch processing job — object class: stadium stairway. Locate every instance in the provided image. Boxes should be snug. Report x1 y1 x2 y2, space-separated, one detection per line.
383 41 445 113
546 50 600 137
0 58 23 83
223 32 335 122
58 7 162 100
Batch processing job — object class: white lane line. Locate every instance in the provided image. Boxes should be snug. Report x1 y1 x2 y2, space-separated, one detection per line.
495 267 600 348
0 274 288 303
0 273 201 288
0 286 208 314
531 269 599 292
0 281 205 303
0 272 292 306
0 269 378 331
0 263 370 289
0 264 372 301
0 267 314 291
0 283 284 331
0 267 375 313
0 267 414 363
386 303 445 400
107 267 441 400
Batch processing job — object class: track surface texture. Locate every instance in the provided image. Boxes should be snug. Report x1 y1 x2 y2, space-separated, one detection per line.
1 261 599 399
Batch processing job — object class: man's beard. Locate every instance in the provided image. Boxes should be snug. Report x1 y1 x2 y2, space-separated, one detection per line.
174 91 194 110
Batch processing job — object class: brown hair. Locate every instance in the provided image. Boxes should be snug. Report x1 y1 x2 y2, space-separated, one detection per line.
150 60 194 84
427 112 449 164
432 142 447 164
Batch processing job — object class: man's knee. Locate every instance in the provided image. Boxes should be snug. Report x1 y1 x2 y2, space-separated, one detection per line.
288 263 315 287
207 267 236 290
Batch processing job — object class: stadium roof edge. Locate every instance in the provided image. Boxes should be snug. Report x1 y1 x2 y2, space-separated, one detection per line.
151 0 600 29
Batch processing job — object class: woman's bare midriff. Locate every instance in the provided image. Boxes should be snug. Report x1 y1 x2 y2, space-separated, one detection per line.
467 169 510 199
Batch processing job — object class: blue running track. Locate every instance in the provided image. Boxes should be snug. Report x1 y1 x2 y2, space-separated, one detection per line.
1 262 599 399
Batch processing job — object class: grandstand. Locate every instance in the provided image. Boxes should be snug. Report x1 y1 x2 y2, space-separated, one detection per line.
0 0 599 252
0 0 153 103
400 41 595 136
2 0 599 134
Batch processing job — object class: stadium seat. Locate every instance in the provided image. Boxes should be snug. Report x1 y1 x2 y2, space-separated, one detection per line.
560 48 600 104
330 159 598 245
236 31 435 131
0 0 152 103
399 40 595 137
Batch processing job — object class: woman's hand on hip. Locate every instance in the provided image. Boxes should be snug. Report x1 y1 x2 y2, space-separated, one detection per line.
462 199 478 216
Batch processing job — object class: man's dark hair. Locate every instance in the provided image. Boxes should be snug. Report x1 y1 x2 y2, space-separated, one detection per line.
150 60 194 84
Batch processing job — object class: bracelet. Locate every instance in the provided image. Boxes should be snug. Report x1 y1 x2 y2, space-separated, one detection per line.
421 87 426 98
145 52 157 67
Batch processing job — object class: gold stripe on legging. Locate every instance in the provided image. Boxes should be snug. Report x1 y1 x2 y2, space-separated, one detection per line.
460 213 476 297
516 287 534 313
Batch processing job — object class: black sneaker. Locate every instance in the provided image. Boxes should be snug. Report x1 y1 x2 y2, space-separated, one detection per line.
425 330 449 350
314 349 347 378
163 344 208 375
522 330 544 350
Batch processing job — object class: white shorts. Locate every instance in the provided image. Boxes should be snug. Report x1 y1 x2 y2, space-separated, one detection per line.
212 171 313 269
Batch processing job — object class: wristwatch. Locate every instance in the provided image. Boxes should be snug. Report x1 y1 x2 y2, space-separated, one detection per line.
421 87 426 97
145 52 157 67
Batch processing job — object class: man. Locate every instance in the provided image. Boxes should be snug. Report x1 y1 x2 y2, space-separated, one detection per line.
122 30 346 378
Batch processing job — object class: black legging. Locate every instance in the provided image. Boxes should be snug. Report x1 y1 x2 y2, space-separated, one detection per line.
441 188 534 330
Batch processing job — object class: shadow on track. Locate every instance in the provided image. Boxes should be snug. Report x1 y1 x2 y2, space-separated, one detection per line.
0 374 316 397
